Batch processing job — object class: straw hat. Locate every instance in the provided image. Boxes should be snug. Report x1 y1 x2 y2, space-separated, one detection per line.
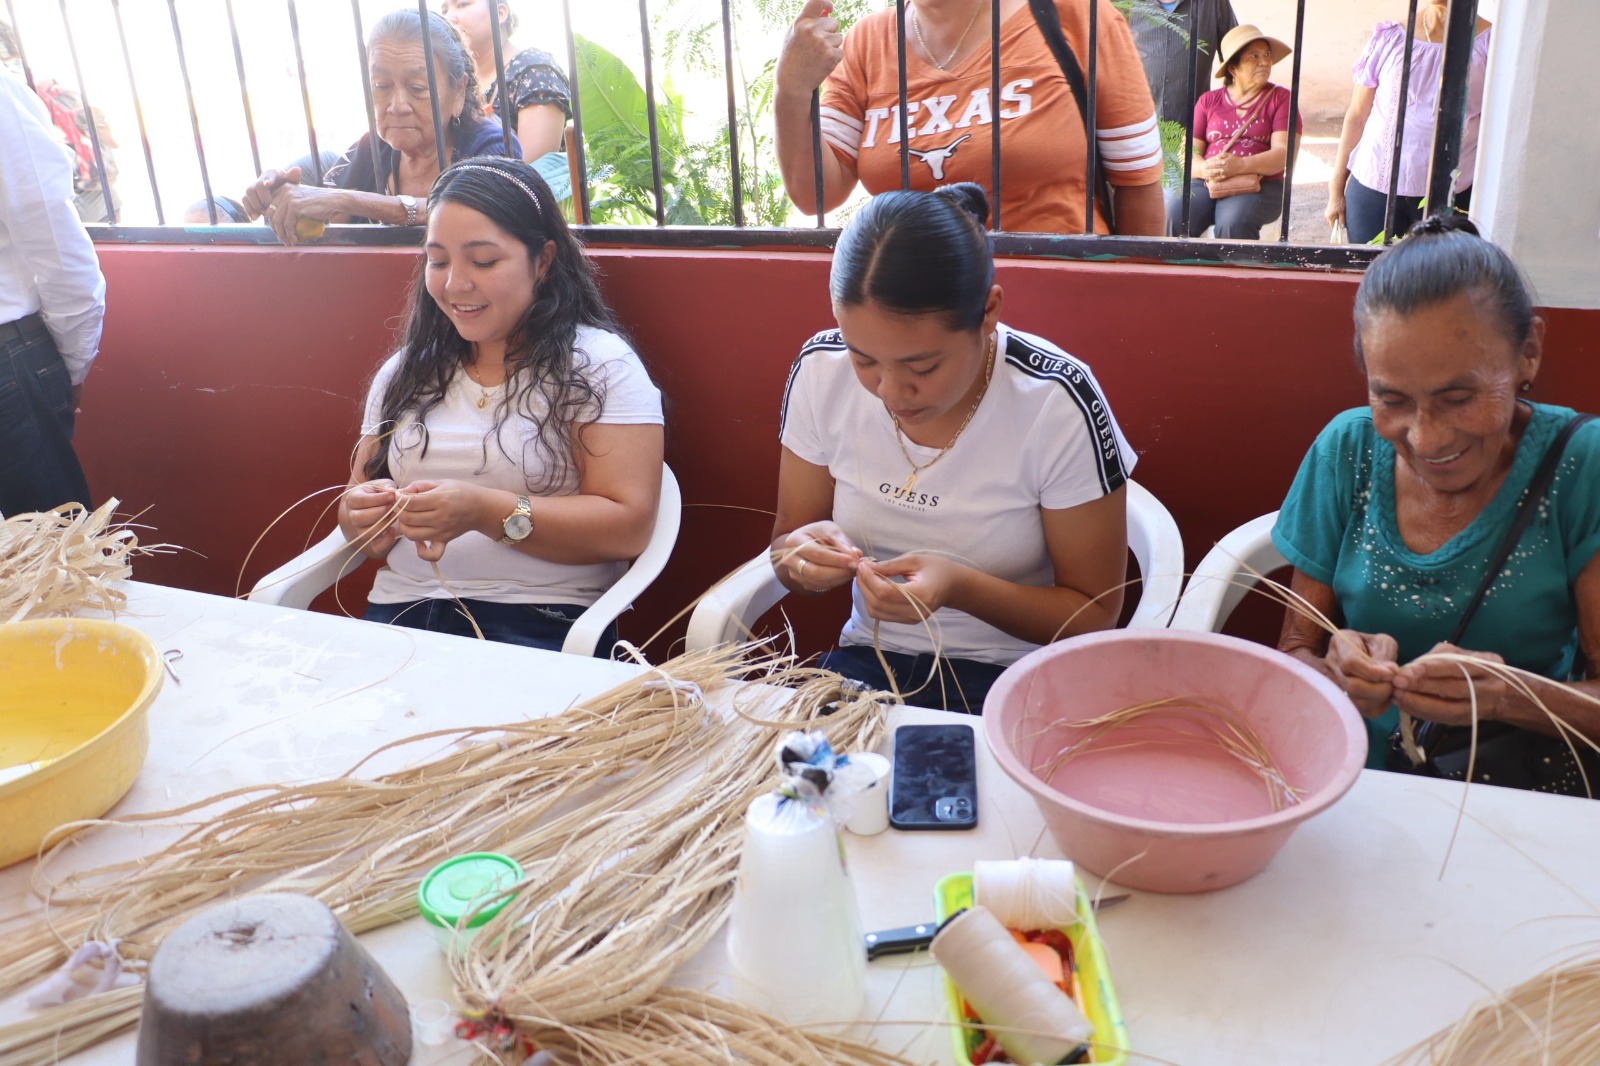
1213 24 1292 79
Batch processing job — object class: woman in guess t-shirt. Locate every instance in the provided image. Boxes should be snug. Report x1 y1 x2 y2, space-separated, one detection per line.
1164 23 1301 241
771 183 1136 713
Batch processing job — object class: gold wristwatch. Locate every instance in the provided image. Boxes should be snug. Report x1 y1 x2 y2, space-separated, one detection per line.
499 495 533 545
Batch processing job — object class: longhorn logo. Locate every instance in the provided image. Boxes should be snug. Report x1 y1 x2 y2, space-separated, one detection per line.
907 133 972 181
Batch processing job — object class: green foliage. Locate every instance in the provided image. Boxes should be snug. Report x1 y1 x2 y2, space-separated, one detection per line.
1158 117 1188 188
1115 0 1190 43
576 0 821 228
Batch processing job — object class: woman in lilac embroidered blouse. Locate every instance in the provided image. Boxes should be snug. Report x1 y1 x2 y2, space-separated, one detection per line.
1326 3 1491 244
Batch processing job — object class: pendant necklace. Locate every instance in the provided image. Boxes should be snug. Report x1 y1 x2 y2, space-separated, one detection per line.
912 0 987 71
464 363 497 409
890 332 995 494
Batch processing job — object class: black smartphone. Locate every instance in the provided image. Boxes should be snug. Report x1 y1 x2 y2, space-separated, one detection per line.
888 723 978 831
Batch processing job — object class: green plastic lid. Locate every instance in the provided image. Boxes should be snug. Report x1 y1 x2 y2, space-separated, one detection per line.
417 852 524 931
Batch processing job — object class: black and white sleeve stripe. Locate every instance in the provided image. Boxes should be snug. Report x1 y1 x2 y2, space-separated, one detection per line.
779 329 848 440
1003 333 1127 495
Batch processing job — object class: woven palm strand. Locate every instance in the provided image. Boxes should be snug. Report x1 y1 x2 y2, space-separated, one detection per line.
0 648 902 1065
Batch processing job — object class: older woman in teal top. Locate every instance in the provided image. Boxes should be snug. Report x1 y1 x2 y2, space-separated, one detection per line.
1273 217 1600 791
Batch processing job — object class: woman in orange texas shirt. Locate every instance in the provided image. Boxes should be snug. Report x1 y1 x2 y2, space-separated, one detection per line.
775 0 1165 235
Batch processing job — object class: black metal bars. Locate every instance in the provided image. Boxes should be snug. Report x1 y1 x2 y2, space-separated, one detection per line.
810 91 825 227
720 0 744 226
895 0 910 189
989 0 1001 231
109 0 162 225
1083 0 1098 234
637 0 666 226
285 0 323 186
164 0 212 223
561 0 590 223
223 0 261 178
3 0 33 89
1383 0 1421 244
416 0 447 177
1178 4 1200 236
486 0 513 158
1425 0 1478 218
57 0 116 222
1276 0 1307 241
349 0 381 194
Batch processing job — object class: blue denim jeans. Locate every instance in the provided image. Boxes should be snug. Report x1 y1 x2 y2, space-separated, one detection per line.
0 314 91 517
1343 175 1473 246
1165 179 1285 240
819 644 1008 715
362 598 615 656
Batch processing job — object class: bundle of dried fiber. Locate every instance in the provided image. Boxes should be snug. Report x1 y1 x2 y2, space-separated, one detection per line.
512 987 916 1065
1389 949 1600 1064
0 648 892 1065
0 499 155 622
449 672 886 1035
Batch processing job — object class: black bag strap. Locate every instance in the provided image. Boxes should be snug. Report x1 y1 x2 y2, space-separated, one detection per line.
1446 412 1595 646
1025 0 1116 232
1408 411 1595 763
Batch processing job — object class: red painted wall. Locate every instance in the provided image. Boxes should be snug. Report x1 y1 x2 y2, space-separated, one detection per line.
80 244 1600 655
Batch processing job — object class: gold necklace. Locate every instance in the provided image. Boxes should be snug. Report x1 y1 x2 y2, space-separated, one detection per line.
463 363 500 409
912 0 986 71
890 332 995 494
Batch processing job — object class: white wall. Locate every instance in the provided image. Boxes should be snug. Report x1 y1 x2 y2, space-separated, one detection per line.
1474 0 1600 309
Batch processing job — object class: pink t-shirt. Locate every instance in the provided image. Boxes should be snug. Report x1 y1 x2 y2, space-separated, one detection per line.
1192 83 1300 182
1346 22 1491 197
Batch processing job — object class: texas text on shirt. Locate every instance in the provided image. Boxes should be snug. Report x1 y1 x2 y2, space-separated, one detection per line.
820 0 1162 234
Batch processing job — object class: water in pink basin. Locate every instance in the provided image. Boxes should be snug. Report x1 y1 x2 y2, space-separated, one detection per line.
1041 725 1283 825
984 630 1366 893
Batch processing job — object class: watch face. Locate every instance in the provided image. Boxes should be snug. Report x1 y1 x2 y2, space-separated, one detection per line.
504 514 533 540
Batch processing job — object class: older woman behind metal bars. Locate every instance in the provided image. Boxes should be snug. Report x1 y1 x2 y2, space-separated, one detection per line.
241 9 517 247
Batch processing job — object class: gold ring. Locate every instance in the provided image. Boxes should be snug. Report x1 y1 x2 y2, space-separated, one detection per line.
796 558 808 579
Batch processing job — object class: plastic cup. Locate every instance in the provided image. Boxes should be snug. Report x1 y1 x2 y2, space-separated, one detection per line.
844 752 891 836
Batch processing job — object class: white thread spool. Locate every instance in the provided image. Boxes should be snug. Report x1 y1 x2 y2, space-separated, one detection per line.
931 905 1093 1064
974 858 1079 931
726 792 866 1028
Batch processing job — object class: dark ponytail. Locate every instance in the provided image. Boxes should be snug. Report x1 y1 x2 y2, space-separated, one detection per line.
830 183 995 331
1353 215 1536 364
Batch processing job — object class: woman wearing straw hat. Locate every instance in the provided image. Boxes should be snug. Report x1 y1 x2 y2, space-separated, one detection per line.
1164 23 1300 241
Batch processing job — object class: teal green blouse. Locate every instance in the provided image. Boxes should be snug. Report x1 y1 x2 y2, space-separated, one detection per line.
1273 404 1600 765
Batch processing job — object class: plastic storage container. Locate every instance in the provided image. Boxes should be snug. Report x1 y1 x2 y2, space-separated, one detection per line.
417 852 524 955
934 872 1128 1066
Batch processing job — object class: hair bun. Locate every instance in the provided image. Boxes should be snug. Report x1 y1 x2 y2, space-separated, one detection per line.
1407 214 1480 240
934 182 990 228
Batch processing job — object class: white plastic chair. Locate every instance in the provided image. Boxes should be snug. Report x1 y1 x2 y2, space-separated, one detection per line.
1168 511 1287 632
248 466 682 658
683 478 1185 652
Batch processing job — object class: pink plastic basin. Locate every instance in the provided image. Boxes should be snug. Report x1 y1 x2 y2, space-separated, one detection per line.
983 630 1365 893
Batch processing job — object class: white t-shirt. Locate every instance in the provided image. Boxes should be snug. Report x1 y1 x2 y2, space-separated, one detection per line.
780 322 1136 665
360 325 662 606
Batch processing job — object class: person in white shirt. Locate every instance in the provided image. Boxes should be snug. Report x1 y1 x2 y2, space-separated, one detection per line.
0 66 106 518
774 182 1135 712
337 158 663 652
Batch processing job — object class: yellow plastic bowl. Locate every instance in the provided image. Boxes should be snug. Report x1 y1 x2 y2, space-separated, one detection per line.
0 619 163 868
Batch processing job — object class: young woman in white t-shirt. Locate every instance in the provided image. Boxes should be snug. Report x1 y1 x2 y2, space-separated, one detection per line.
774 183 1136 712
337 158 664 651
